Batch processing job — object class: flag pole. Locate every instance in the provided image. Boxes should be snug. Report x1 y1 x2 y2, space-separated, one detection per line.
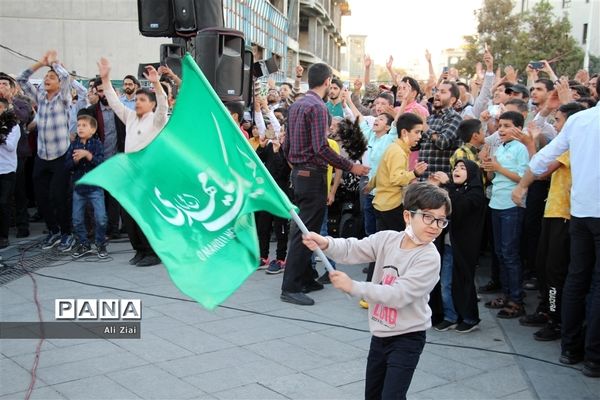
288 208 336 273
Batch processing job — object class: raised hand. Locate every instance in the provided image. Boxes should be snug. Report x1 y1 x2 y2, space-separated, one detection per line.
353 77 362 92
364 55 372 69
504 65 518 83
386 55 394 71
143 65 159 83
295 64 304 77
46 50 59 65
97 57 111 79
483 49 493 72
425 49 432 63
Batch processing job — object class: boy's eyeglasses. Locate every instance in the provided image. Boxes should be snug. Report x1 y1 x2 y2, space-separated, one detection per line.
409 210 449 229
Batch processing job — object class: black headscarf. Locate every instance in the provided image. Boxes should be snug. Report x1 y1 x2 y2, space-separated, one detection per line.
450 159 483 193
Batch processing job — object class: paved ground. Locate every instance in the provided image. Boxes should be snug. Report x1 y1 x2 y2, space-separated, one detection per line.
1 225 599 400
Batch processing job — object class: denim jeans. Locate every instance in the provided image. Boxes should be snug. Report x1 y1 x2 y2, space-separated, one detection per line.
440 244 458 323
491 207 525 303
359 176 376 236
365 331 426 400
72 189 107 245
311 207 336 270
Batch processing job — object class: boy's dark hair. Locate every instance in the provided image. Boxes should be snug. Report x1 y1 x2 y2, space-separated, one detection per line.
280 82 292 90
123 74 140 87
224 101 244 124
396 113 423 133
135 87 156 103
498 111 524 128
380 113 395 128
274 107 288 121
456 81 470 92
404 182 452 216
456 119 482 143
77 114 98 130
570 84 591 98
558 102 585 119
331 77 343 89
308 63 332 89
535 78 554 91
504 98 528 113
376 92 394 105
576 96 597 109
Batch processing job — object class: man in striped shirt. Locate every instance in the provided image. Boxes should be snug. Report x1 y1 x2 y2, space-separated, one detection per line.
18 50 74 250
281 63 369 306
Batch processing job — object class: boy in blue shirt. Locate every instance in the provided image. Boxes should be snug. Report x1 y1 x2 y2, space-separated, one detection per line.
65 115 107 258
482 111 529 318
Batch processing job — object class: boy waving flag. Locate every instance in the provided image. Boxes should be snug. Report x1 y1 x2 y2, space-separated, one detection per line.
79 55 296 309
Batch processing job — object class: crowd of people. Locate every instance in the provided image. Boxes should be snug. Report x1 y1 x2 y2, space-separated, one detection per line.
0 46 599 397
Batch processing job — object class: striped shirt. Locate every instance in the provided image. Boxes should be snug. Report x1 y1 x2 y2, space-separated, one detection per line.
283 91 353 171
18 63 72 160
419 107 463 177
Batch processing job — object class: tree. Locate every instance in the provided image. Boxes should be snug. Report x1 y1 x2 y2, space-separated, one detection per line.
455 0 585 80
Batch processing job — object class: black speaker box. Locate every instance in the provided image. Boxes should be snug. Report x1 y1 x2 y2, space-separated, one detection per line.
194 0 224 31
241 47 254 108
137 0 174 37
172 0 196 34
194 28 245 101
160 44 185 78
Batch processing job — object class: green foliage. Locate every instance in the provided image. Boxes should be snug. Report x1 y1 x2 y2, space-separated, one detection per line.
456 0 586 80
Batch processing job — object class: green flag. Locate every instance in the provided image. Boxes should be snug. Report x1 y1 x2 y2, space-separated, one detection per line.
79 54 296 309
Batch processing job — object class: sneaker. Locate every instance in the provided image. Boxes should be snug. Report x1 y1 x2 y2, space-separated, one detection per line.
316 271 331 284
523 278 538 291
72 243 93 259
96 243 108 259
258 257 270 270
266 259 284 274
57 234 76 252
519 312 548 327
41 232 62 250
434 320 458 332
533 322 561 341
359 298 369 309
456 321 479 333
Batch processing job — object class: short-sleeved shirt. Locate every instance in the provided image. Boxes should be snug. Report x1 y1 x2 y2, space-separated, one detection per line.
489 139 529 210
326 101 344 118
327 139 340 193
544 151 570 219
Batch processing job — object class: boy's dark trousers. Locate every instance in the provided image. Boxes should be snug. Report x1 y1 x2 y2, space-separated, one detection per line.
122 208 157 257
32 154 71 235
365 331 426 400
0 172 16 239
256 211 289 261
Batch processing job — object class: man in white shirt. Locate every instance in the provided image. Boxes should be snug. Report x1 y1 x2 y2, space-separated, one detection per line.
0 100 20 248
98 57 168 267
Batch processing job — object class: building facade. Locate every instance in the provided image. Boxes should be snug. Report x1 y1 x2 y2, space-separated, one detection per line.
346 35 367 79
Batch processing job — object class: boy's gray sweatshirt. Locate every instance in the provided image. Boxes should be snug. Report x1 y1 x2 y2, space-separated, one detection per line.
325 231 440 337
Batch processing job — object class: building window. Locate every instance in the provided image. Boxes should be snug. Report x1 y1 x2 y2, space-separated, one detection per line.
583 23 588 44
562 0 571 8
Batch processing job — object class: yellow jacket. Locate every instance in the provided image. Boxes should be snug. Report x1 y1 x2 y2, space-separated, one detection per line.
372 139 416 212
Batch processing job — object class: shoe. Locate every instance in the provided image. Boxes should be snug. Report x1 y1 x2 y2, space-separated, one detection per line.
456 321 479 333
96 243 108 259
484 297 507 309
302 280 324 293
136 254 161 267
129 251 144 265
496 302 525 319
559 350 584 365
582 361 600 378
107 232 122 240
41 232 62 250
434 320 458 332
533 322 561 341
359 298 369 309
316 271 331 284
280 291 314 306
16 229 30 238
258 257 270 270
478 280 501 294
0 238 8 249
72 243 93 259
523 278 538 291
57 234 76 252
265 259 284 274
519 312 548 327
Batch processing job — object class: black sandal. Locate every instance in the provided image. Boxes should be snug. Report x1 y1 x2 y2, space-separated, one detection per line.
497 302 525 319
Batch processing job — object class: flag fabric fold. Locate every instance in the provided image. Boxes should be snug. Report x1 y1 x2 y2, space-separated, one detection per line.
79 54 296 309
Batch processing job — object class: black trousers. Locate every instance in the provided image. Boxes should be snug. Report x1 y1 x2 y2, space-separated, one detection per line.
14 157 29 231
104 190 122 235
0 172 16 239
367 205 406 282
561 217 600 362
521 180 550 278
536 217 570 322
33 155 70 234
122 208 156 256
256 211 289 261
281 167 327 293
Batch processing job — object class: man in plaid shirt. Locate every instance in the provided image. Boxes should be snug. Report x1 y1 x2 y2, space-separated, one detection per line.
419 81 463 177
18 50 74 250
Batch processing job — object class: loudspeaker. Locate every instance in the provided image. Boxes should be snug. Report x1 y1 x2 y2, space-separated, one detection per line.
160 44 185 78
173 0 196 34
194 28 245 101
138 0 174 37
242 47 254 108
194 0 224 31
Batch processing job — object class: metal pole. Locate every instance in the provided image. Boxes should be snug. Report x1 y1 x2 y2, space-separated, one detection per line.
288 208 336 273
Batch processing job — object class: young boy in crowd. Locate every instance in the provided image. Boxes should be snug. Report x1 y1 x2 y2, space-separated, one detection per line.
302 182 450 399
65 115 108 258
482 111 529 318
450 119 485 169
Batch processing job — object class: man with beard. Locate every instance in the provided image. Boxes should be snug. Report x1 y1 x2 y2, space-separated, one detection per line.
120 75 139 111
78 78 126 239
281 63 370 306
418 81 462 178
326 77 345 118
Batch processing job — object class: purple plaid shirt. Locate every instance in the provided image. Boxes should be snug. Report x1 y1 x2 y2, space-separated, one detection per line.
283 91 352 171
18 63 71 161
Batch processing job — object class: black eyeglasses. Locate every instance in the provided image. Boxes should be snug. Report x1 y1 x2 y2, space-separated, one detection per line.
409 210 448 229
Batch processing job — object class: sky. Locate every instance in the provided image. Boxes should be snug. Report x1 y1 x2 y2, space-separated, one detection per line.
341 0 483 78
